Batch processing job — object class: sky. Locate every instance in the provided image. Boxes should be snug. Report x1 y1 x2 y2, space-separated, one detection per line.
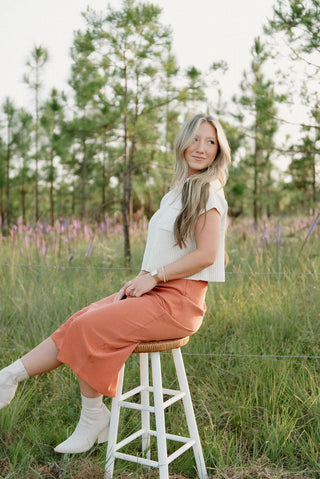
0 0 276 111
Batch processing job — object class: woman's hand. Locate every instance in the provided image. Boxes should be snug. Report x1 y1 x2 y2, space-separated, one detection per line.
113 272 157 302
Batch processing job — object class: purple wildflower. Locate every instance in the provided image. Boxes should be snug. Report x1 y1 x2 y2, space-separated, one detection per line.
300 212 319 252
262 226 269 246
305 213 319 240
275 223 281 244
86 240 94 258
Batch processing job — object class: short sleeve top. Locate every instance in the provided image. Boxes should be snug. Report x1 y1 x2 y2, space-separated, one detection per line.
141 179 228 282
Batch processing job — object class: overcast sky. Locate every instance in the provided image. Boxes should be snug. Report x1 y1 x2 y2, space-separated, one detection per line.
0 0 276 110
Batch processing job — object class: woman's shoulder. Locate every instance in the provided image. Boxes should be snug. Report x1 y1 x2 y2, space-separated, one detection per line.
160 188 180 208
209 179 226 199
206 179 227 214
209 178 223 192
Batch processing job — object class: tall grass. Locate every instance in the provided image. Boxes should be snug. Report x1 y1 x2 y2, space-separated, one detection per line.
0 214 319 478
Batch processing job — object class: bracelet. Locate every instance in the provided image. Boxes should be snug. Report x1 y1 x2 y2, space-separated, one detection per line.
150 269 161 283
161 265 167 282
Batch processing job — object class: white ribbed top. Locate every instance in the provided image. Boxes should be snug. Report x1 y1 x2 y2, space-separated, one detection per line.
141 179 228 282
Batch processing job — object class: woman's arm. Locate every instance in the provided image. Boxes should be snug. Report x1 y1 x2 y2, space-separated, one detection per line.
114 208 221 301
160 207 221 281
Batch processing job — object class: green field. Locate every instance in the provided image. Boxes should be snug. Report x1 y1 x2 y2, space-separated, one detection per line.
0 217 319 478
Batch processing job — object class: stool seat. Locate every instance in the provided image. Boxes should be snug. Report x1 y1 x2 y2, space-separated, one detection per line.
105 336 208 479
133 337 189 354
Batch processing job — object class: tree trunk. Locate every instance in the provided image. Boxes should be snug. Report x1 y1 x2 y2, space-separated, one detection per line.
253 112 262 226
101 162 107 217
71 185 76 216
81 135 87 220
312 131 317 213
253 143 259 227
0 185 5 232
21 169 26 223
5 126 11 225
35 65 40 222
50 151 55 226
122 126 131 266
22 185 26 223
122 63 131 266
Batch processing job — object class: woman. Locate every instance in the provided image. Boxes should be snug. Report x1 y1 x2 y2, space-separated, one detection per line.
0 113 230 454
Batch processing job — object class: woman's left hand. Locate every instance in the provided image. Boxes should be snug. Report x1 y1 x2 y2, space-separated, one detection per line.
113 273 158 302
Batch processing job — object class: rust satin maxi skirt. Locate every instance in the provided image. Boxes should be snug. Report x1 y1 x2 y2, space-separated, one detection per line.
51 279 208 397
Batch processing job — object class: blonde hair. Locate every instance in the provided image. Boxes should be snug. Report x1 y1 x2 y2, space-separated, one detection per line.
171 113 231 248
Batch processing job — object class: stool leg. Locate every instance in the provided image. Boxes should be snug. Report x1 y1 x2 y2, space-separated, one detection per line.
140 352 150 460
151 352 169 479
172 348 208 479
104 363 125 479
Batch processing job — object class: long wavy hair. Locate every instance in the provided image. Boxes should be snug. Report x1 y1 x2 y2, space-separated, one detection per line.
171 113 231 248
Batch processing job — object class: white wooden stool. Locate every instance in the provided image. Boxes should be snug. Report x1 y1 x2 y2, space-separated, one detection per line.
104 337 208 479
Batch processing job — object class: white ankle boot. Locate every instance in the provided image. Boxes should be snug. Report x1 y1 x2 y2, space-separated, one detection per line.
0 359 29 410
54 394 110 454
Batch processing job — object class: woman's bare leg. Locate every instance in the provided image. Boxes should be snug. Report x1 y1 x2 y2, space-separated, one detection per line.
21 336 100 397
78 377 101 398
0 337 61 410
21 337 62 377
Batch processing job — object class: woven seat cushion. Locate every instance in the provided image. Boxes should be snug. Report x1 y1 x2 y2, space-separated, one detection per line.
133 336 189 353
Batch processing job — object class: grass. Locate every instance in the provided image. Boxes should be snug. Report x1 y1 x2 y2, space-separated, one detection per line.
0 215 319 478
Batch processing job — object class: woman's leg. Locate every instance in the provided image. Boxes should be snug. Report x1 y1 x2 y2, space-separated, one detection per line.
0 336 63 410
21 337 62 376
21 336 101 397
78 377 101 398
6 337 100 396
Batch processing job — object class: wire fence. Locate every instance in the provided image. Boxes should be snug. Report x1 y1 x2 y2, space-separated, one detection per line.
0 262 318 276
1 346 320 360
0 262 318 358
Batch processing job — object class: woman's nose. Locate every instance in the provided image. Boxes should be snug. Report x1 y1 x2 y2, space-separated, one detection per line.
196 140 205 152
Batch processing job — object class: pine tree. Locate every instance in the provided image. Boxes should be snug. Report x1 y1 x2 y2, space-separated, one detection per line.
86 0 174 265
2 98 18 227
24 45 49 222
40 88 65 225
67 29 116 220
15 110 33 222
233 38 284 223
266 0 320 60
265 0 320 212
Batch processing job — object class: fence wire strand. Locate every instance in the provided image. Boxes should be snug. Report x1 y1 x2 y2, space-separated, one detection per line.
0 263 318 275
1 346 320 360
0 262 318 358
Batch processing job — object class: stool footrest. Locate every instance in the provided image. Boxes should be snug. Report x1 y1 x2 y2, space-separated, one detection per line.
163 392 185 408
114 451 158 468
120 385 145 401
113 428 196 467
167 441 195 465
114 428 146 451
119 400 155 412
119 385 185 412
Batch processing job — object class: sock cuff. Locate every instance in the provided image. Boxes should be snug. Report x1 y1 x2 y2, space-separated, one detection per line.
14 359 29 382
81 394 103 409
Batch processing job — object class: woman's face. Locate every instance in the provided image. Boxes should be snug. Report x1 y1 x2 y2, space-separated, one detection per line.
184 121 219 177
